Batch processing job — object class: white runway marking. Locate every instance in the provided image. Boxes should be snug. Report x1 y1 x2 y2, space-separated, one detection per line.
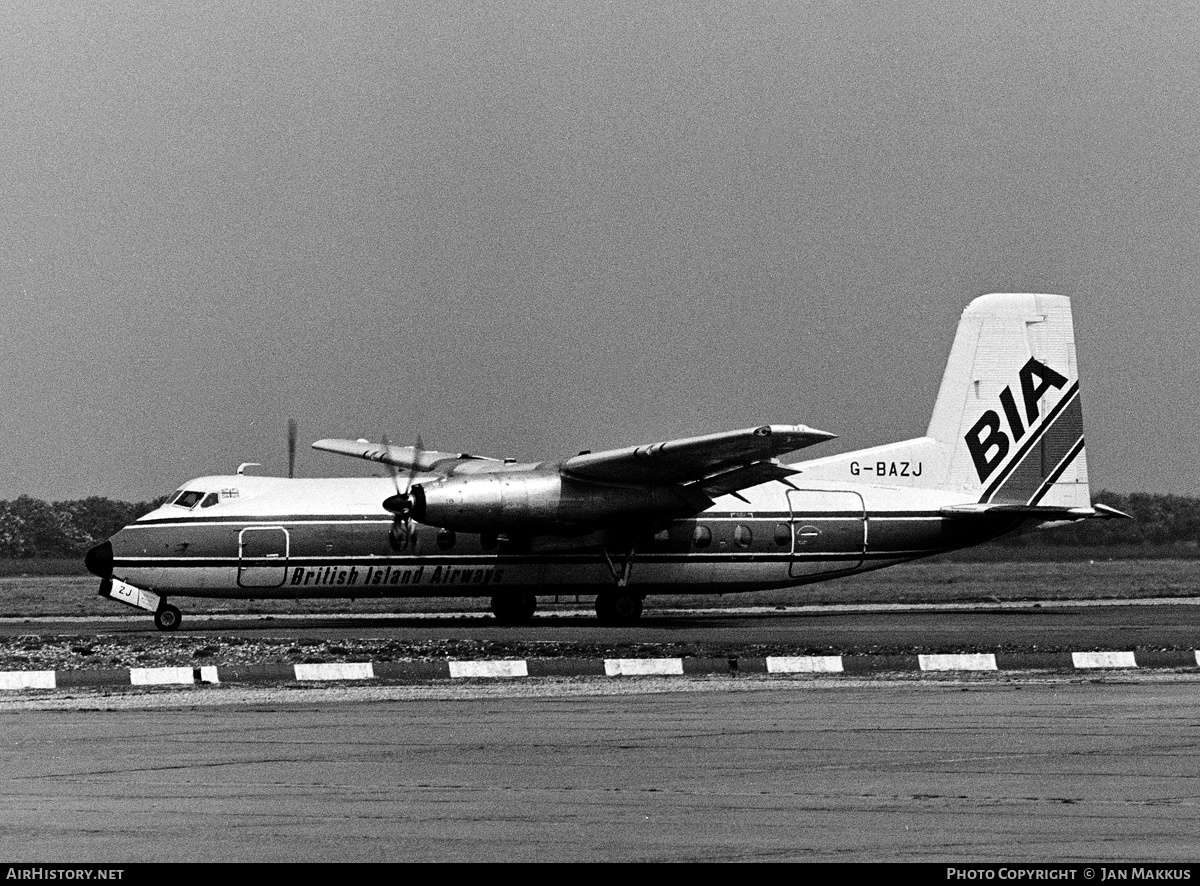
448 660 528 678
1071 651 1137 669
605 658 683 676
918 653 998 671
0 671 55 690
293 662 375 681
766 655 844 673
129 666 196 685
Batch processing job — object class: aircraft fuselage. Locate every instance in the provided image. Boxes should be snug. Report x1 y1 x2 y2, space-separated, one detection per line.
88 474 1015 602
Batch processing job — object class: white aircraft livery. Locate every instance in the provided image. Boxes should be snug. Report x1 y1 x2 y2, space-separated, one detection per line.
85 293 1127 630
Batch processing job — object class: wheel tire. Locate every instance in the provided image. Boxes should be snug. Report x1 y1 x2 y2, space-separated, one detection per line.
154 604 182 632
595 592 642 625
490 592 536 625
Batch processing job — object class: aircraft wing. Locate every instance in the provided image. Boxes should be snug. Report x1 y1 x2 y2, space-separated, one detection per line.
562 424 836 487
311 438 499 473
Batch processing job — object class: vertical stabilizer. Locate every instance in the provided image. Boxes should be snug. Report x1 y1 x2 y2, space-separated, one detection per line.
925 293 1089 506
794 293 1091 508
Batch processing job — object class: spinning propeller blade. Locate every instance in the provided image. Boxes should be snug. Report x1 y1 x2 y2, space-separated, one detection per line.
380 434 425 548
287 419 298 479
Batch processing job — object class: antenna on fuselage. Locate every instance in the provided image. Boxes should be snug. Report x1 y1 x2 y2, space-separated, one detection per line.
237 463 261 475
288 418 298 478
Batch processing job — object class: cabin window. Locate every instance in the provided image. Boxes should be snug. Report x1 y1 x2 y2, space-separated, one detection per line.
437 528 456 551
173 490 204 509
774 523 791 546
734 524 752 548
200 493 219 508
692 525 712 548
653 528 670 543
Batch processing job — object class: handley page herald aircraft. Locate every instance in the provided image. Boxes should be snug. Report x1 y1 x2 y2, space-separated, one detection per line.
86 293 1127 630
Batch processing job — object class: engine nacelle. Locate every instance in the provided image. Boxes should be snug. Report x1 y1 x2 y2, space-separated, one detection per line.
410 471 711 534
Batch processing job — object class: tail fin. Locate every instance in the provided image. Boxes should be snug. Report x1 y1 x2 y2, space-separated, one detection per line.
928 293 1087 506
798 293 1092 507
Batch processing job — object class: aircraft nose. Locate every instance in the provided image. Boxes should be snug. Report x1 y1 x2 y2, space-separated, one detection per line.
84 540 113 579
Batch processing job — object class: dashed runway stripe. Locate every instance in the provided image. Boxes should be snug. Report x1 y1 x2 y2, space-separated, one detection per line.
604 658 683 676
767 655 844 674
1072 651 1138 669
130 666 197 686
918 653 998 671
0 670 55 690
448 660 528 678
294 662 374 681
2 649 1198 691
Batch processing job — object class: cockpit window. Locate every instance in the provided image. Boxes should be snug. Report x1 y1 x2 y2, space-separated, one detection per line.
200 492 219 508
173 490 204 509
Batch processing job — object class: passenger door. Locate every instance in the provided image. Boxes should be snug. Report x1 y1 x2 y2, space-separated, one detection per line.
786 489 866 578
237 526 290 588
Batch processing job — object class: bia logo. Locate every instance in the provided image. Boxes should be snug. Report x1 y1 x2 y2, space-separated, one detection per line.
965 358 1068 483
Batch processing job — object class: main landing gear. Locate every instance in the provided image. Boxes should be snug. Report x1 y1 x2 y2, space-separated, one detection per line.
595 591 643 625
490 592 537 625
596 542 644 624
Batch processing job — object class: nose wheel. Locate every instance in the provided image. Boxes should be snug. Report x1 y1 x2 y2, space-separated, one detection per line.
154 604 182 632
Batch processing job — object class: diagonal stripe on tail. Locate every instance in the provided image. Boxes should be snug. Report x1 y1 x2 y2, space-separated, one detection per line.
980 385 1084 504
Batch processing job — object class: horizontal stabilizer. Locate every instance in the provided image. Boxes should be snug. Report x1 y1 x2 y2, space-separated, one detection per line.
940 502 1133 520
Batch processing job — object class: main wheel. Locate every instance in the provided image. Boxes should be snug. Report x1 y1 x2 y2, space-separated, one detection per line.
595 592 643 625
154 604 182 632
490 592 537 625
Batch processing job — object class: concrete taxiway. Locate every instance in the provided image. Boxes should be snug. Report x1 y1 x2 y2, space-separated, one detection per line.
2 675 1199 862
3 598 1200 650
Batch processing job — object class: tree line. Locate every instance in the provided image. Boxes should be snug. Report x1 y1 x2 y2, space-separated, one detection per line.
0 490 1193 560
0 496 164 559
1002 490 1200 548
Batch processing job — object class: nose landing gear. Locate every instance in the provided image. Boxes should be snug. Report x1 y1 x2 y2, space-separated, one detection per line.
99 577 184 632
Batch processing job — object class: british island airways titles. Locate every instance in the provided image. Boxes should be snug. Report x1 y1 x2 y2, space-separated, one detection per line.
289 564 504 588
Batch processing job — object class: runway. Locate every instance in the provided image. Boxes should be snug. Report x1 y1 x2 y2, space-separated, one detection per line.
3 599 1198 652
3 599 1198 862
2 676 1198 862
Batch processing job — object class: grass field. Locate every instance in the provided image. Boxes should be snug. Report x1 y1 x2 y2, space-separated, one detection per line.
1 557 1195 619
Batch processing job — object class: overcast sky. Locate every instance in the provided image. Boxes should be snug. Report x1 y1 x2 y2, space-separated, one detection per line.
2 1 1197 501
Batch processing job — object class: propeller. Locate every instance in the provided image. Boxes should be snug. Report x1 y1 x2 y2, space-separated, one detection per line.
381 434 424 549
287 419 298 479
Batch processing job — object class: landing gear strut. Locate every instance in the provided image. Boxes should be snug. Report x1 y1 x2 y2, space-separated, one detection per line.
595 592 643 625
99 577 182 632
154 603 182 632
490 592 537 625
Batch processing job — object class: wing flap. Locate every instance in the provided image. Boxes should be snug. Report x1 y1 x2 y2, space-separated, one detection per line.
694 462 799 499
562 424 834 485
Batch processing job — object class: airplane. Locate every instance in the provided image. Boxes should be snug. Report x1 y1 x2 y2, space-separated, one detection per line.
84 292 1129 630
